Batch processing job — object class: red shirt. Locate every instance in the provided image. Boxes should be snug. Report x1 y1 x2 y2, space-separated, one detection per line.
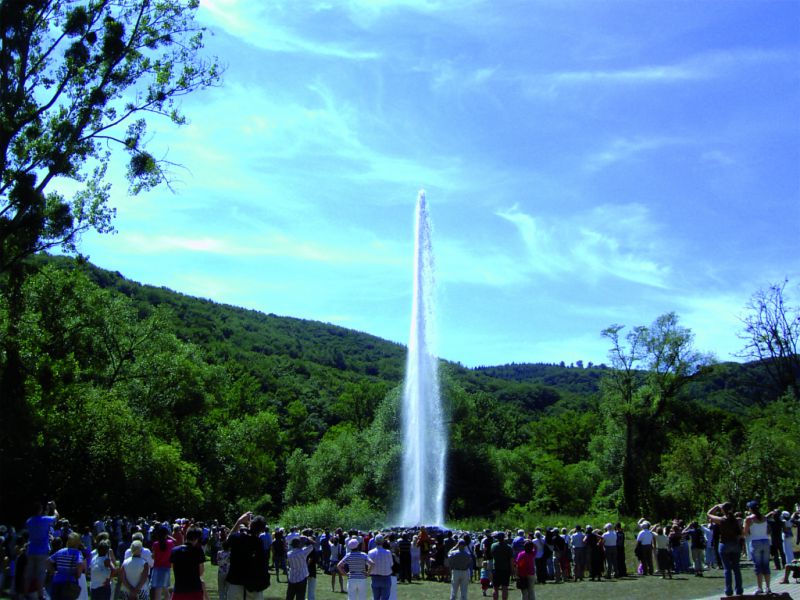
152 538 175 569
515 550 536 577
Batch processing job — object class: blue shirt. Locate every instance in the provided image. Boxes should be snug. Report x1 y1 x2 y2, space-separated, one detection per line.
49 547 81 583
27 515 56 556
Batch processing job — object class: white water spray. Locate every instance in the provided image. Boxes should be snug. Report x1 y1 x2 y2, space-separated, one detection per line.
399 190 446 526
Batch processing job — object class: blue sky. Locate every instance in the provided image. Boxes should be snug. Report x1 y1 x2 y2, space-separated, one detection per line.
76 0 800 367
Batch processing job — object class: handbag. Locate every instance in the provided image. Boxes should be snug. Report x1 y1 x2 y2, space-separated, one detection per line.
61 581 81 600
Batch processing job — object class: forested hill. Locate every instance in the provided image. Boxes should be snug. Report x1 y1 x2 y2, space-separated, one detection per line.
56 255 776 411
78 257 408 383
3 255 796 527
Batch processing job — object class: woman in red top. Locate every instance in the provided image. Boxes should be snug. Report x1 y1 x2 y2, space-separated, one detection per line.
151 525 176 600
514 541 536 600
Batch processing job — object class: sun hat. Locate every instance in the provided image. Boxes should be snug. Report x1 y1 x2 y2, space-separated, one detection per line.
347 538 360 550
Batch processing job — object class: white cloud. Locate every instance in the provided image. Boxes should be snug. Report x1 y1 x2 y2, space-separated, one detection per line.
117 230 406 267
585 137 684 171
496 203 671 288
199 0 379 60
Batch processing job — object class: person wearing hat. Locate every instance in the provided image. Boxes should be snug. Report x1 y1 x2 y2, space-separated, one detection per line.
635 520 654 576
337 538 373 600
781 511 795 570
446 539 472 600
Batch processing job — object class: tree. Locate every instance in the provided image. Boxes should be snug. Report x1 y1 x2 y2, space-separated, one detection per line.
0 0 221 270
739 280 800 398
599 312 708 515
0 1 220 520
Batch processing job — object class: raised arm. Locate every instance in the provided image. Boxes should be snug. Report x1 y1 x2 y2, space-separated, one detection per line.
707 504 725 524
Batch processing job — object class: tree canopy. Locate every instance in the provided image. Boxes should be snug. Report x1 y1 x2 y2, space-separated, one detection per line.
0 0 221 270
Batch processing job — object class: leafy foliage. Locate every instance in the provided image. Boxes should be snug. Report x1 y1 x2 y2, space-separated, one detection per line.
0 256 797 526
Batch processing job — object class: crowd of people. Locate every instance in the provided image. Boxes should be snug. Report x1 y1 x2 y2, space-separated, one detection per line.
0 500 798 600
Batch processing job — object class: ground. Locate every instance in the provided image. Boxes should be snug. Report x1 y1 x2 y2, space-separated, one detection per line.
203 564 773 600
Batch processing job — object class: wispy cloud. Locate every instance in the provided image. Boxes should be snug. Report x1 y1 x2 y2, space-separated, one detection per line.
519 48 795 97
200 0 379 60
496 203 671 288
585 136 684 171
118 231 406 267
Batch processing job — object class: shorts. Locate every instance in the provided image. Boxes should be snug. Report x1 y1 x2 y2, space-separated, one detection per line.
750 540 770 576
151 567 172 589
492 571 511 588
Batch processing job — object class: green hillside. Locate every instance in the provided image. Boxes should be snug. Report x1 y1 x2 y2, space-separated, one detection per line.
1 255 797 527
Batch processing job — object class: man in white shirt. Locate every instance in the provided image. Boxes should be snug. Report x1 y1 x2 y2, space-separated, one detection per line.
601 524 617 578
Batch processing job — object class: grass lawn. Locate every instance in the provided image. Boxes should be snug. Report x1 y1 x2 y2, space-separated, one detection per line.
202 564 759 600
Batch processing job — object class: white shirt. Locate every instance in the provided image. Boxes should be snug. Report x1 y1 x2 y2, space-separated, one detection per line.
637 529 654 545
602 531 617 546
124 547 154 568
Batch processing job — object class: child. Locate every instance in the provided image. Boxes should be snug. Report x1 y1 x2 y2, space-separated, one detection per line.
216 540 230 600
480 562 491 596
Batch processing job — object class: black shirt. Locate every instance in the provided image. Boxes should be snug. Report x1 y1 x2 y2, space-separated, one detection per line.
171 544 205 593
226 532 269 592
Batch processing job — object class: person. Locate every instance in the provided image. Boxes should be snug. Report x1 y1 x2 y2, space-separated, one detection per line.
570 526 586 581
272 529 286 582
409 535 421 580
614 523 627 577
583 527 602 582
490 532 512 600
25 501 59 600
285 535 314 600
781 511 796 568
396 534 412 585
170 528 206 600
513 541 535 600
367 535 393 600
216 541 230 600
708 502 743 597
150 525 174 600
48 533 85 600
668 525 684 574
601 524 617 579
226 513 270 600
681 521 705 576
120 541 149 600
305 530 318 600
89 541 114 600
329 532 345 593
446 539 472 600
779 557 800 584
654 527 672 579
635 520 654 576
531 533 545 585
743 500 772 595
337 538 373 600
479 562 491 596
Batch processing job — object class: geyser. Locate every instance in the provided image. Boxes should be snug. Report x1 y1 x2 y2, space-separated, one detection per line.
398 189 446 526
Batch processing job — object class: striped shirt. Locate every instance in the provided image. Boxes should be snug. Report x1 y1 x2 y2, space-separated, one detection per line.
338 551 372 580
287 545 314 583
367 547 394 576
